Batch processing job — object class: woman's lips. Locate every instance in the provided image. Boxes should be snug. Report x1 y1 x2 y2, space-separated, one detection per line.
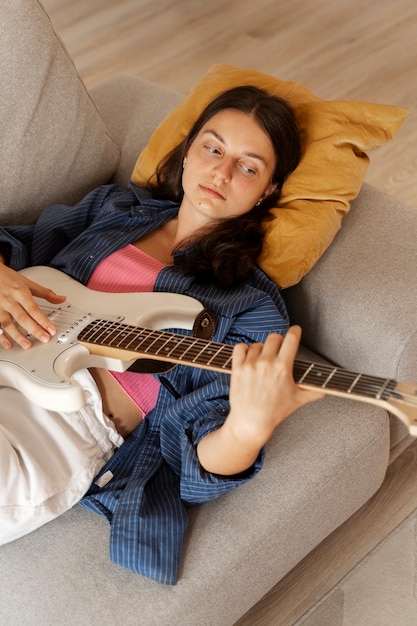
200 185 225 200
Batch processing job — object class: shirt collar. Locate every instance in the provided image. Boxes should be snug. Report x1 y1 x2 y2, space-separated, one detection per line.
129 180 179 215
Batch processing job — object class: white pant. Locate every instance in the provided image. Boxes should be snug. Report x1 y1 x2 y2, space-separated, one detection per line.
0 369 123 545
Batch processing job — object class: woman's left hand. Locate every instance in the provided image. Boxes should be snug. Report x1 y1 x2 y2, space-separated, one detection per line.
196 326 324 475
228 326 324 443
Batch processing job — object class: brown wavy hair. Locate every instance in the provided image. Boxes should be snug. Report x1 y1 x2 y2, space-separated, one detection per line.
151 86 301 288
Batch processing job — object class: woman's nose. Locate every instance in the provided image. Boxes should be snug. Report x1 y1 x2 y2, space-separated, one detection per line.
212 158 232 182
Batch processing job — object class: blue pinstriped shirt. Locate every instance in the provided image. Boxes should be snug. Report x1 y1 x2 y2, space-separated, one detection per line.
0 183 289 584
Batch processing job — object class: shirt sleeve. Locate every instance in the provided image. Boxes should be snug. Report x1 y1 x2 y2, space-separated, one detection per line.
160 378 264 505
0 184 121 270
159 288 288 506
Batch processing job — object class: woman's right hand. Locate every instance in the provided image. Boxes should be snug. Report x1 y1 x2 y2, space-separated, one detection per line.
0 264 66 350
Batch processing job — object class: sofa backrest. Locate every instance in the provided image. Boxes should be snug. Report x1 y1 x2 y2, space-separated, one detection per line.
0 0 120 226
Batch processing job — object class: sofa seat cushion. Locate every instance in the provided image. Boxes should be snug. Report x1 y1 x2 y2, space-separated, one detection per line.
0 345 389 624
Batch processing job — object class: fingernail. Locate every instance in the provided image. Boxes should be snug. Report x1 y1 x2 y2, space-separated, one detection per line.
40 333 51 343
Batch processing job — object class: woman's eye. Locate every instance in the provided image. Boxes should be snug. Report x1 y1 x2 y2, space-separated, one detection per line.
205 145 221 155
240 164 257 175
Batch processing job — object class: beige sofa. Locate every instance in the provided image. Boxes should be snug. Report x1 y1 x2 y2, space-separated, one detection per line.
1 2 416 625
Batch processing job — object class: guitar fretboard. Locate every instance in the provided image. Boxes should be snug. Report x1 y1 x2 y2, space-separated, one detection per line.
78 320 397 401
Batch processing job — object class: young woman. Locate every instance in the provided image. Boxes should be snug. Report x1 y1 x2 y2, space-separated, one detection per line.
0 86 323 583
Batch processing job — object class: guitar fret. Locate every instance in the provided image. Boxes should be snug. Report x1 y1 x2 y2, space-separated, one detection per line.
207 346 233 369
178 340 232 369
122 327 176 356
177 338 210 362
198 344 228 368
294 362 334 389
321 368 357 393
115 324 144 347
347 373 361 393
158 336 206 362
382 379 397 400
297 363 314 383
347 375 393 399
141 331 178 355
163 336 196 359
180 341 205 362
84 320 115 343
322 367 338 387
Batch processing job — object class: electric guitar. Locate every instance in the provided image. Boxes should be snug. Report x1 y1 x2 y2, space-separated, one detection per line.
1 266 417 436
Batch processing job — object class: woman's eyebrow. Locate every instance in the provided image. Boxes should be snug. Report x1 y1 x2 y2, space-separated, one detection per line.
202 129 267 164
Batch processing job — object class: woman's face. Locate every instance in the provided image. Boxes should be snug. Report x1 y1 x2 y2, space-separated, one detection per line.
180 109 277 226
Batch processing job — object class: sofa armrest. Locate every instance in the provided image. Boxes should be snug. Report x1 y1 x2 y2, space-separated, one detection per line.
285 182 417 385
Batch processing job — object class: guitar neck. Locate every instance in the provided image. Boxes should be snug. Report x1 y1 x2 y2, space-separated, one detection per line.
78 318 417 435
78 319 397 402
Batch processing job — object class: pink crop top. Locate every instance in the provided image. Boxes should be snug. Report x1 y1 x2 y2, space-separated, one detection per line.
87 244 163 417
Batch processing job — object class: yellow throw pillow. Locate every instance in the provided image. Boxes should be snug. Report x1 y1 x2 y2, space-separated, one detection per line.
131 64 408 288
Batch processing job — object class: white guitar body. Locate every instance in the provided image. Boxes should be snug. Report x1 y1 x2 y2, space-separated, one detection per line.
1 267 417 436
0 266 204 411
